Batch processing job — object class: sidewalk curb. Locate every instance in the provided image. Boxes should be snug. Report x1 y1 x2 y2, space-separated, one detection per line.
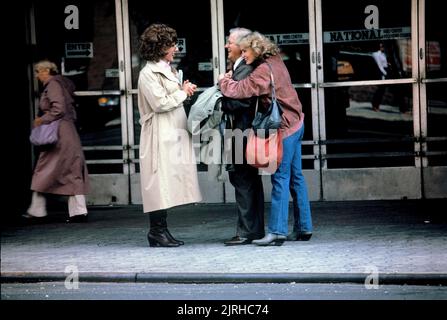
2 272 447 285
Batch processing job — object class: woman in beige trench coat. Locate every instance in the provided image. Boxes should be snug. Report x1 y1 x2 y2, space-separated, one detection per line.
138 24 202 247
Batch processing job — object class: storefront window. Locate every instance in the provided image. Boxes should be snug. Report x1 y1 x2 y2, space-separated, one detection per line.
322 0 411 82
128 0 213 147
34 0 119 91
128 0 214 89
33 0 122 173
321 0 414 168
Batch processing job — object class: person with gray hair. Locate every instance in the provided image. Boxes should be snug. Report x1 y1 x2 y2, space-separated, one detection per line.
24 60 90 223
222 27 265 246
219 31 313 246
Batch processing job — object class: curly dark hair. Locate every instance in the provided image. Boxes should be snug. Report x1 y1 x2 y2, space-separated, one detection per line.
139 23 177 62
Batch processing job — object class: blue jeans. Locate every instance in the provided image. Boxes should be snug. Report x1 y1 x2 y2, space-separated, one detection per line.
268 125 312 235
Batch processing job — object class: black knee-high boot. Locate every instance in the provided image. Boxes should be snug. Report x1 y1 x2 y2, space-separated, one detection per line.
159 214 184 246
147 210 179 247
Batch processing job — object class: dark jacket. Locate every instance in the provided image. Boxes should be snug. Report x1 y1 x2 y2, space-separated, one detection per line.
221 60 256 131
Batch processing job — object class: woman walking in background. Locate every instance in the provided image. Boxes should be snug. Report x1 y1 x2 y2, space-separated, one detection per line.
25 60 90 223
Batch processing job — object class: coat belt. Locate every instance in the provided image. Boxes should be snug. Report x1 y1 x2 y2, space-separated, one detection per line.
139 112 158 173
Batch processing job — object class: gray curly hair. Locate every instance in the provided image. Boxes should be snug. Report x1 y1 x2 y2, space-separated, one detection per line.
229 27 252 44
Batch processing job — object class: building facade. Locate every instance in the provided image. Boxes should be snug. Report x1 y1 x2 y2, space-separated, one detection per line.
21 0 446 205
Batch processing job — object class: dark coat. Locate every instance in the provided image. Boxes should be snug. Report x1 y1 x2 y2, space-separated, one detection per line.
31 75 90 195
221 60 256 131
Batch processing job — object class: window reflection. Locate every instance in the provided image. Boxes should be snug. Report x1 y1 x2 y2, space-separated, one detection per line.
426 83 447 166
34 0 119 92
128 0 214 89
321 0 416 169
75 95 122 146
325 84 413 140
325 40 411 82
280 47 310 84
426 1 447 79
325 84 414 168
322 0 412 82
33 0 123 174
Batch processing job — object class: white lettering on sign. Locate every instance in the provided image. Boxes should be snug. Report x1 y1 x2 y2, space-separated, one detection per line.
64 5 79 30
265 33 309 45
324 27 411 43
364 5 379 29
65 42 93 58
198 62 212 71
105 69 120 78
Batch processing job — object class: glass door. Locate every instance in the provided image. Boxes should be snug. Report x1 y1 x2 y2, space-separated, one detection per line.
315 0 422 200
420 0 447 198
31 0 129 205
124 0 218 203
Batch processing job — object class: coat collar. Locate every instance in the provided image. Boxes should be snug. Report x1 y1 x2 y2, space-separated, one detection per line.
233 57 244 71
146 61 180 83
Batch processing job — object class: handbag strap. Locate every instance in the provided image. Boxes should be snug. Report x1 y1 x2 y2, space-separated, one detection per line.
266 62 277 102
254 61 281 114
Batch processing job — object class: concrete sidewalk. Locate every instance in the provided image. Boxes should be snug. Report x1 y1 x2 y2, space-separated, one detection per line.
1 200 447 284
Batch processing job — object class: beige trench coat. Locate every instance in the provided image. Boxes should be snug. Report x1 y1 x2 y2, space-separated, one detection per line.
138 61 202 213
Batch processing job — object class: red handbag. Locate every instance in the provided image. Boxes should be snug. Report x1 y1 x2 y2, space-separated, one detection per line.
245 129 283 174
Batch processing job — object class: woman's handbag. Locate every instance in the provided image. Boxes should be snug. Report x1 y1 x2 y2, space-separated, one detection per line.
245 129 283 174
251 63 283 133
29 119 60 146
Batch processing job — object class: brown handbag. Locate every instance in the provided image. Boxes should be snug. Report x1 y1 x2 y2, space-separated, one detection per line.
245 129 283 174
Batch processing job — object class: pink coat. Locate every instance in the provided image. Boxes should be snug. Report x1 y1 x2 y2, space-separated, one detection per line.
219 55 304 138
31 75 90 195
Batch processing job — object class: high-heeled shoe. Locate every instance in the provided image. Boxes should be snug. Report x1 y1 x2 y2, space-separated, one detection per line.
148 210 180 247
287 230 312 241
297 232 312 241
166 229 184 245
252 233 286 246
147 231 180 247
